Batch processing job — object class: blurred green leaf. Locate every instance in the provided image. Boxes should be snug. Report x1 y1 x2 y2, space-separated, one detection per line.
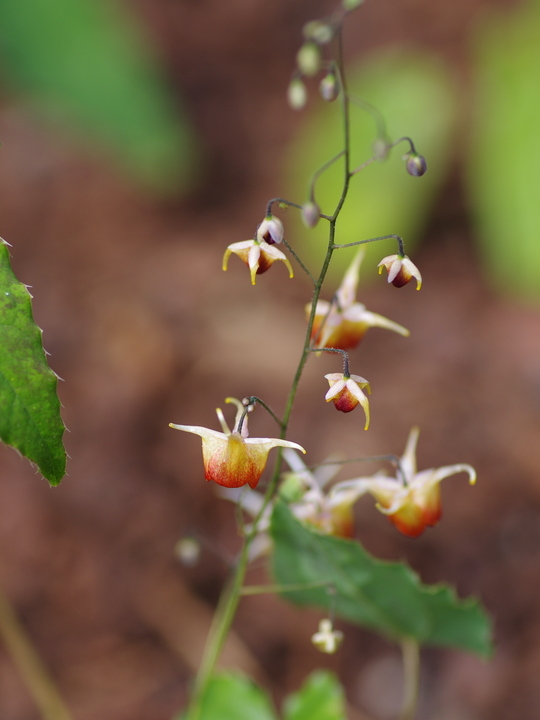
178 673 277 720
283 671 346 720
285 48 458 284
270 503 492 657
468 0 540 300
176 671 346 720
0 241 66 485
0 0 196 192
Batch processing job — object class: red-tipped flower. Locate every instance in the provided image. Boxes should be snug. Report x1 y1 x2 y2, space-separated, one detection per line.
324 373 371 429
170 398 305 489
341 428 476 537
307 249 409 349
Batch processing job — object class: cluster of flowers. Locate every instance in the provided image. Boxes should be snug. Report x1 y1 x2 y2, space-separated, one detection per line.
171 211 475 540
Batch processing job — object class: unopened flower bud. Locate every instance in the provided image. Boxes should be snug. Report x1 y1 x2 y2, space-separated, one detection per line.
303 20 333 45
288 78 307 110
319 72 340 102
175 537 201 567
301 201 321 228
343 0 365 10
311 619 344 654
279 473 306 503
257 215 284 245
297 42 321 77
372 138 390 161
404 152 427 177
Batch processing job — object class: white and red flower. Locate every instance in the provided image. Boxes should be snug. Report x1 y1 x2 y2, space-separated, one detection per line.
307 249 409 349
324 372 371 429
378 254 422 290
170 398 305 489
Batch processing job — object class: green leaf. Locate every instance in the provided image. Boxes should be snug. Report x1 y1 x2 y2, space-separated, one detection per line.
0 241 66 485
0 0 196 192
467 0 540 300
283 671 346 720
178 673 278 720
270 503 492 657
285 47 458 283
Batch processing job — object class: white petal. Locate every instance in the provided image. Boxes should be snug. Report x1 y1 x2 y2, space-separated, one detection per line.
351 309 410 336
169 424 227 442
401 427 419 481
336 249 364 309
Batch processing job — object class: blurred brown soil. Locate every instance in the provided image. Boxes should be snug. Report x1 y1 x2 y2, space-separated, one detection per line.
1 1 539 719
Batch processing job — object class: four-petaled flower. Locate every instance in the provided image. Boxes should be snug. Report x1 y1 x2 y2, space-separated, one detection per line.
223 239 293 285
378 254 422 290
307 249 409 349
170 398 305 489
325 372 371 429
311 619 343 654
333 428 476 537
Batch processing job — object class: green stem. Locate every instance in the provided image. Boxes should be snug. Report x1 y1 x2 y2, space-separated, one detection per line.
0 581 73 720
185 23 353 719
399 638 420 720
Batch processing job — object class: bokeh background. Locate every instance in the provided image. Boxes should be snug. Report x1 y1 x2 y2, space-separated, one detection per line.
2 0 540 718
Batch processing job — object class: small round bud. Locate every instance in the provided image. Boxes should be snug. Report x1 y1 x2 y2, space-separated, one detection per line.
319 72 340 102
372 138 390 161
405 152 427 177
175 537 201 567
297 42 321 77
343 0 365 10
301 201 321 228
303 20 333 45
279 473 306 503
288 78 307 110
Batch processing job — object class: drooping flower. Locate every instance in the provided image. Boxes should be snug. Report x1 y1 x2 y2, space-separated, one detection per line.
332 428 476 538
378 254 422 290
223 239 293 285
307 249 409 349
311 619 344 654
324 372 371 429
223 448 357 548
256 215 284 245
170 398 305 489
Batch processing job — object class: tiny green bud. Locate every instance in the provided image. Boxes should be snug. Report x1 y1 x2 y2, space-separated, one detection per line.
319 72 340 102
297 42 321 77
279 473 306 503
343 0 365 10
301 201 321 228
287 78 307 110
303 20 334 44
405 152 427 177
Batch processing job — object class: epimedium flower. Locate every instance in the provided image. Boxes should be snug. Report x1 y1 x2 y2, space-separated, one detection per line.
256 215 284 245
378 254 422 290
332 428 477 538
223 449 358 549
324 372 371 429
223 238 294 285
169 398 305 490
311 619 344 654
307 249 409 350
